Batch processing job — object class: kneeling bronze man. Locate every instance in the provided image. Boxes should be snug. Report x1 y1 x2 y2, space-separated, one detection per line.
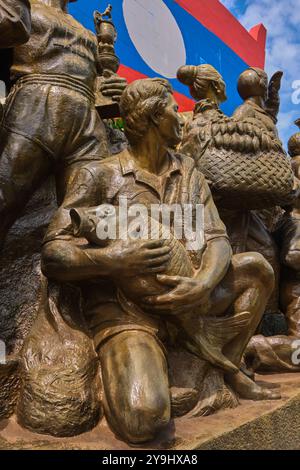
42 78 278 444
0 0 31 48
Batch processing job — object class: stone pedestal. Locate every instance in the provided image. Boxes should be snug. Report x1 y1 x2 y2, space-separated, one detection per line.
0 373 299 450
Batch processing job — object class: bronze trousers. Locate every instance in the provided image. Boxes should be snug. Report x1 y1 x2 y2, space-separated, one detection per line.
0 74 109 246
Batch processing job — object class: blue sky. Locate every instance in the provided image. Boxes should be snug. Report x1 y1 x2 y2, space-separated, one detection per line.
221 0 300 149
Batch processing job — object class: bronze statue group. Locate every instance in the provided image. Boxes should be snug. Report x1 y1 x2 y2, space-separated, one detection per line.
1 0 300 446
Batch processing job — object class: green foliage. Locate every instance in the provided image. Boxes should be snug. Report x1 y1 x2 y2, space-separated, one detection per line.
106 118 124 131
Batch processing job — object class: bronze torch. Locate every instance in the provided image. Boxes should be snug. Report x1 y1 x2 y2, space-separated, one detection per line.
94 4 121 119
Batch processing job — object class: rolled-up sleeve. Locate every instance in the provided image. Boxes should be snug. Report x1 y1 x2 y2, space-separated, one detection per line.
43 168 99 245
0 0 31 48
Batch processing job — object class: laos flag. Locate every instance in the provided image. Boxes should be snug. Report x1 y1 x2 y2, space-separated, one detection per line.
70 0 267 116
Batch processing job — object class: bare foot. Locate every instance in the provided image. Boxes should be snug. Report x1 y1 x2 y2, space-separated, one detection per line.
240 363 255 380
256 380 281 390
225 371 281 400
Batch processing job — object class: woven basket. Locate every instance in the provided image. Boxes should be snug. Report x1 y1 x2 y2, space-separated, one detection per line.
199 146 294 210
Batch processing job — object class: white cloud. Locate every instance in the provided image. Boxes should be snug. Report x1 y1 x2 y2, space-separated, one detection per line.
221 0 238 8
221 0 300 148
277 110 299 141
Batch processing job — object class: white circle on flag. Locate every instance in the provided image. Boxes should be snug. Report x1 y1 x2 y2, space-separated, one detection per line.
123 0 186 79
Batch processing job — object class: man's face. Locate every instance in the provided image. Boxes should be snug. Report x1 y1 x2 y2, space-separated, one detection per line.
156 95 184 148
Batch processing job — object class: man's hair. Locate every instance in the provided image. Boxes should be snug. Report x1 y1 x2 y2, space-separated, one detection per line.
237 67 268 100
120 78 173 144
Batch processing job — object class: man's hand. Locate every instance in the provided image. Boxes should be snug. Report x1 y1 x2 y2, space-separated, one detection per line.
268 71 283 96
107 239 171 279
142 275 212 315
100 75 127 102
266 71 283 120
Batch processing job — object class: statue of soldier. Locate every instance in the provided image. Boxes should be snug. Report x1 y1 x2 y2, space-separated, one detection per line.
40 78 278 444
0 0 126 248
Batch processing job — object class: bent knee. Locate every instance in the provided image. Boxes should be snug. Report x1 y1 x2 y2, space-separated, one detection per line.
100 331 171 443
126 404 170 444
110 400 171 444
234 252 275 290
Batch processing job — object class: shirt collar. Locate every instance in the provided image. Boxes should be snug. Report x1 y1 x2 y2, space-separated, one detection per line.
119 148 182 179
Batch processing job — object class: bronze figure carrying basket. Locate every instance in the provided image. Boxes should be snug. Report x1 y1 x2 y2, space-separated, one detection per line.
198 119 295 210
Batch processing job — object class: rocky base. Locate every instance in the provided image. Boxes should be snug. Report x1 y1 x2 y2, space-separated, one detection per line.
0 126 298 450
0 177 57 356
0 373 299 450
